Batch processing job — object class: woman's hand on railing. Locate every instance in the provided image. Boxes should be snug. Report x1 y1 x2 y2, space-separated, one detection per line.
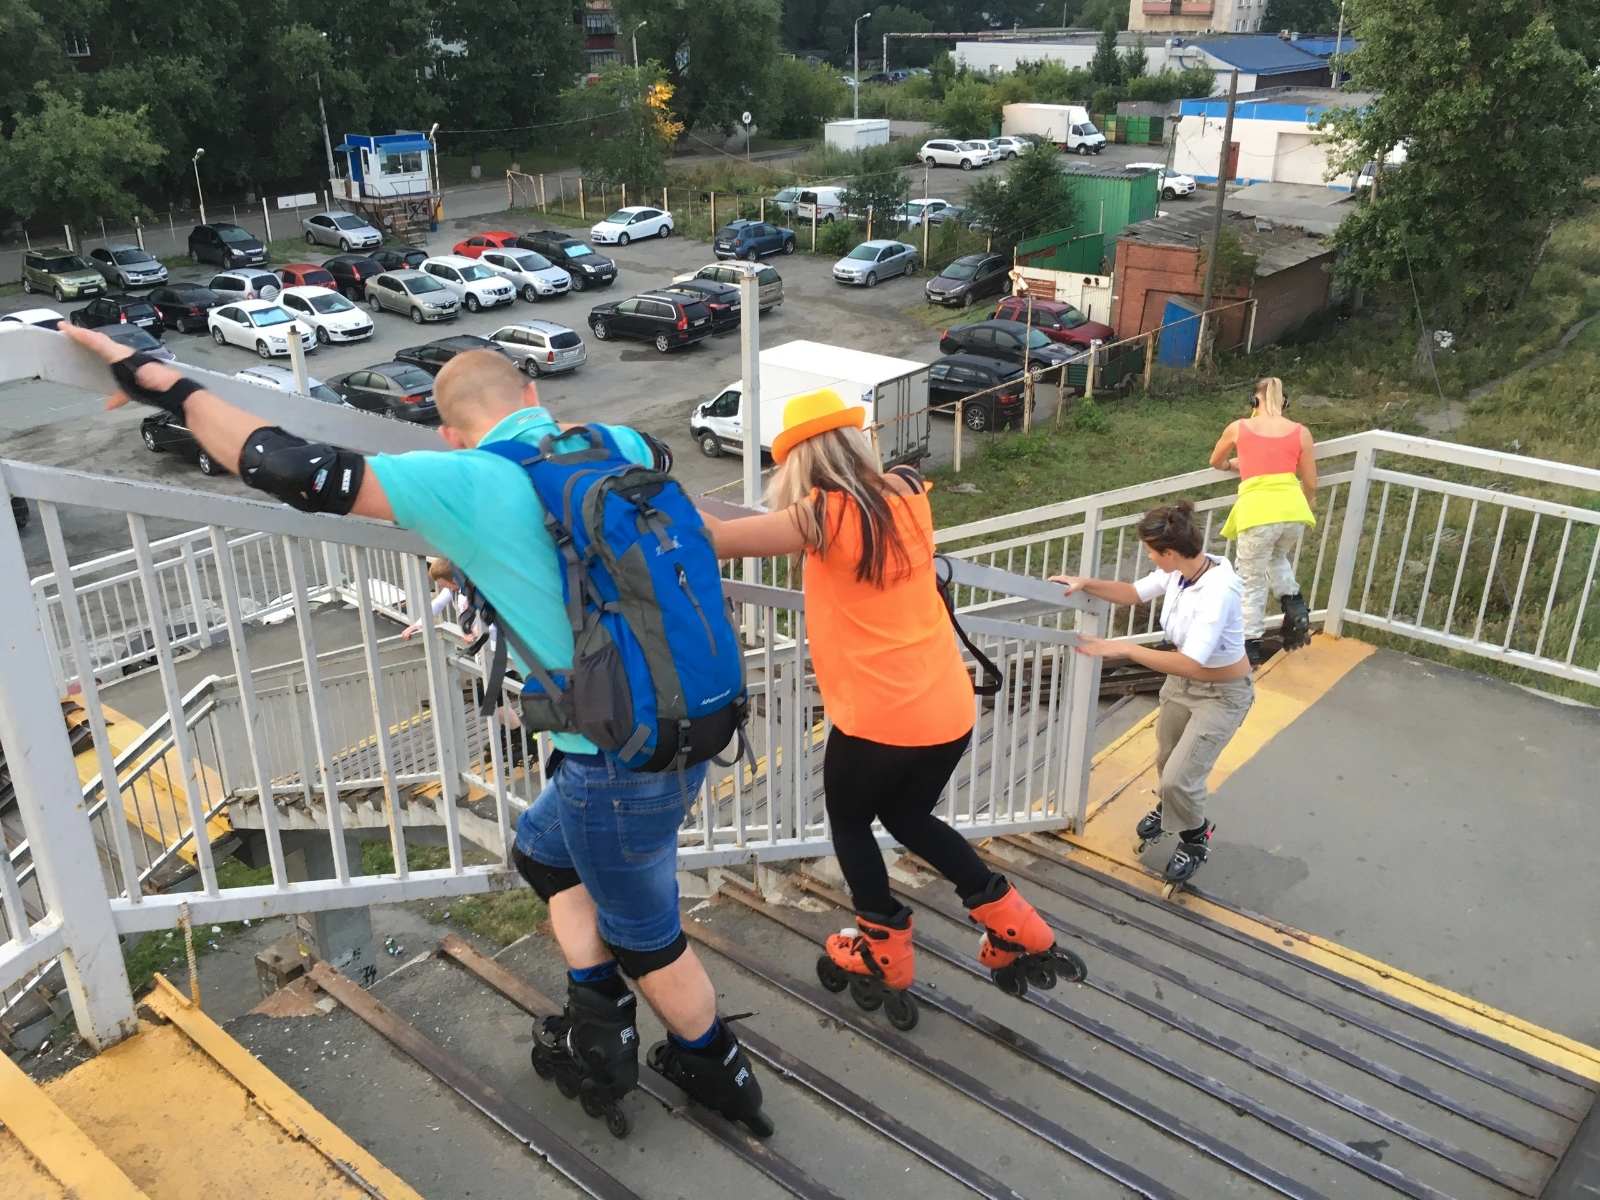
401 622 422 640
1050 574 1086 595
1073 634 1121 659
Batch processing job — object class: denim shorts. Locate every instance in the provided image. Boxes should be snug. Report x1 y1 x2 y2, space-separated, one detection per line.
513 752 707 952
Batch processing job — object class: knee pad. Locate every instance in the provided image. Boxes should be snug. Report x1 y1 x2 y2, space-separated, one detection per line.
605 930 688 979
511 846 582 900
238 426 366 514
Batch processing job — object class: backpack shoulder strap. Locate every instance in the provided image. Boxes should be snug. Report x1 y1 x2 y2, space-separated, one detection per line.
933 554 1002 698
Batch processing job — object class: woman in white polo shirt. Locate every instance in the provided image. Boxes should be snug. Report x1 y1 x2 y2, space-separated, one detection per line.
1052 501 1253 884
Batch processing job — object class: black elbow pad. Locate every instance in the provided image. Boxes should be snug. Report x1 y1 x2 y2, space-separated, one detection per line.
238 426 366 514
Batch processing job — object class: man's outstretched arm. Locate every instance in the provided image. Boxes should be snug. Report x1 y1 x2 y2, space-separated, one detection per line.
63 324 394 521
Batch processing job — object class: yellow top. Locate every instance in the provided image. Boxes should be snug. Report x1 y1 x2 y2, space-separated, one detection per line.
1221 473 1316 540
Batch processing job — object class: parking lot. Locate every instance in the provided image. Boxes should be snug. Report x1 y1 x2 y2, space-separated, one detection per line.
0 142 1166 573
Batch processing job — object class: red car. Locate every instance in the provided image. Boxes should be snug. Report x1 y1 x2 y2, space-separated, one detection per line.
278 263 338 290
993 296 1115 348
453 231 521 258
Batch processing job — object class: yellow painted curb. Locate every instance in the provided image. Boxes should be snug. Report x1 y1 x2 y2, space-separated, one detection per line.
145 976 424 1198
0 1052 149 1200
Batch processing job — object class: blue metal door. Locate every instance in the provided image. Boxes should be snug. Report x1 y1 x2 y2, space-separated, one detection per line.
1157 297 1202 367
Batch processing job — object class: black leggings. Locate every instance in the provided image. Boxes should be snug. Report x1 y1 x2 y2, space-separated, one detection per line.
823 727 996 916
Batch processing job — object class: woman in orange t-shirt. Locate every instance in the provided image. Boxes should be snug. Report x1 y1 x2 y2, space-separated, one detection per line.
702 389 1082 1024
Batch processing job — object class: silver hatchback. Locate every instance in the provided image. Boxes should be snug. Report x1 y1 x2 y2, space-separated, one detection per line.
488 320 587 376
302 210 383 251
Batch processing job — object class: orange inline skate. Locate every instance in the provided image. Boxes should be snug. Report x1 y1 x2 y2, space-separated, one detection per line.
965 874 1087 997
815 905 919 1031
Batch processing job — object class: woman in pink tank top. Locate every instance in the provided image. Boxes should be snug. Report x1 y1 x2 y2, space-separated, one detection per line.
1210 378 1317 664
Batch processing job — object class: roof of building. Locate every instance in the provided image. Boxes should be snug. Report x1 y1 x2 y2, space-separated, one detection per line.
1178 85 1375 122
1117 206 1332 276
1190 35 1328 75
1289 35 1360 58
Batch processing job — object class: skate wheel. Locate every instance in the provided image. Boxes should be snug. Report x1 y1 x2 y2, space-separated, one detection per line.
1058 948 1088 983
816 955 849 993
884 991 919 1032
992 965 1027 998
555 1066 580 1099
531 1049 556 1079
646 1042 669 1073
848 977 883 1012
580 1087 607 1119
605 1107 631 1139
1025 959 1058 990
735 1108 775 1139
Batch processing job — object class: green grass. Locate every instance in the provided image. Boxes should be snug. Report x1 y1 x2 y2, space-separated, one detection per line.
361 840 547 948
119 856 274 996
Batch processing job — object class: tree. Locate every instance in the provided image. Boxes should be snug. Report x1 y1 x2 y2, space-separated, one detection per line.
935 76 996 138
621 0 782 133
562 64 684 189
1322 0 1600 319
766 56 850 138
840 143 910 228
962 141 1077 252
0 0 74 134
1261 0 1339 34
431 0 579 153
1077 0 1127 31
0 90 163 225
868 5 936 68
1089 15 1123 85
1119 37 1147 83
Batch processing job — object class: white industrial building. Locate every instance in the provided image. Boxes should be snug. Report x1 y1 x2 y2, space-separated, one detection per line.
1169 88 1371 189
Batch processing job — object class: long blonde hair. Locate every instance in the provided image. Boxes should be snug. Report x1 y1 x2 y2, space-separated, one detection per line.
1253 377 1287 418
766 426 911 586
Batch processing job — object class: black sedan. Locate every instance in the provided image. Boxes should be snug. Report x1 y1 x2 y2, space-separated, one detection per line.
103 326 175 361
150 283 226 333
664 279 741 333
517 230 616 290
371 245 428 272
326 362 440 422
929 354 1026 433
924 253 1009 308
395 334 516 375
322 254 385 301
141 414 225 475
69 293 164 337
937 319 1076 369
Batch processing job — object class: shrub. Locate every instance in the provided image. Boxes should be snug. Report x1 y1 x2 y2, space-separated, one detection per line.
816 218 861 256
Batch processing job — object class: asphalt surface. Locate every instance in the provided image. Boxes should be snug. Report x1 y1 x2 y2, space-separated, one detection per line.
0 142 1168 577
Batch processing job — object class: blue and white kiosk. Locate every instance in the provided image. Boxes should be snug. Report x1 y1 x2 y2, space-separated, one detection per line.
331 131 440 238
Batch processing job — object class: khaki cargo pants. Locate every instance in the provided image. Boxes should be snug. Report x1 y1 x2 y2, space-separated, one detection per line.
1153 675 1255 833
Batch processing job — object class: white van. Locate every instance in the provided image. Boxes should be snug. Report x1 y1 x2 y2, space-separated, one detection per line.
795 186 848 224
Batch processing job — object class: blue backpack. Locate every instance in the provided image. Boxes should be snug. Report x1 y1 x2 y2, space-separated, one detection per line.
464 427 747 773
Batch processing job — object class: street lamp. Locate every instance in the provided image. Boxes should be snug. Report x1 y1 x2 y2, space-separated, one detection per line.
853 11 873 120
631 20 648 68
191 148 207 225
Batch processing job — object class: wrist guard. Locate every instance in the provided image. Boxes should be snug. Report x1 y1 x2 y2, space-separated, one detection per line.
641 431 674 473
238 426 366 515
111 353 205 419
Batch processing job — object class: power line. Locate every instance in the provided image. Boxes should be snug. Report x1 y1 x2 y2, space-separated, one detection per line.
437 109 631 135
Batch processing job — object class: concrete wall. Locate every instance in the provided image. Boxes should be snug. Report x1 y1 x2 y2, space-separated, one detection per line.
1016 266 1115 325
1245 254 1334 346
1111 238 1250 347
1171 112 1356 188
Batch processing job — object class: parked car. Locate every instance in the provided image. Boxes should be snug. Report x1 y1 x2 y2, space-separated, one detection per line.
188 223 266 268
924 253 1010 308
987 136 1029 159
960 140 998 166
277 285 375 345
518 231 617 290
832 240 918 287
88 245 168 288
589 206 673 246
371 245 428 273
794 186 848 224
588 290 712 353
713 219 795 261
395 334 515 375
919 139 987 170
68 293 165 337
234 364 346 406
671 262 784 311
322 254 385 300
769 187 801 217
478 247 571 301
149 284 225 333
302 210 382 251
420 255 517 313
365 270 460 324
992 296 1115 348
891 198 957 227
207 299 315 358
0 307 65 329
938 318 1075 368
277 263 339 290
141 413 225 475
325 362 440 422
1125 162 1196 200
453 231 522 258
487 321 587 376
208 270 281 302
101 326 175 361
21 248 105 301
929 354 1026 432
664 279 741 333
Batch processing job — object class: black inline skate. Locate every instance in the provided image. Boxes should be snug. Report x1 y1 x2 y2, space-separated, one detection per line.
1134 805 1166 854
530 974 639 1139
647 1018 774 1138
1280 592 1311 651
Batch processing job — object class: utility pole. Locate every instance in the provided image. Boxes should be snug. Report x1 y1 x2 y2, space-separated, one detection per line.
1332 0 1346 87
1198 69 1239 346
316 72 337 186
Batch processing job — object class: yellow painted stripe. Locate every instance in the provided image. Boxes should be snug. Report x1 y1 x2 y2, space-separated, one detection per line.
145 977 425 1198
0 1051 149 1200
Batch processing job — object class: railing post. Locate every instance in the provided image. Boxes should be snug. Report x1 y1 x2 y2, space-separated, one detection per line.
1322 441 1376 637
1062 502 1105 832
179 540 210 648
0 477 136 1048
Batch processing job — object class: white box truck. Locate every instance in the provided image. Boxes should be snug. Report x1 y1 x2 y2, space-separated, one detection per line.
824 118 891 152
689 340 931 466
1001 103 1107 156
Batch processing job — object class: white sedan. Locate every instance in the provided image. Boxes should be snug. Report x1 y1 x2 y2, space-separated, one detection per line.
1126 162 1197 199
1 308 65 329
590 206 673 246
207 299 315 359
419 256 517 313
479 248 572 301
277 285 375 346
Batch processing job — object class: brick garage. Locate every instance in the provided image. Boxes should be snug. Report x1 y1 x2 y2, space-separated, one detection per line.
1112 209 1335 353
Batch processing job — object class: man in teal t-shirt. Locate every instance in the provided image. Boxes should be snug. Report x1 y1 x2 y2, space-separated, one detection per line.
65 326 772 1140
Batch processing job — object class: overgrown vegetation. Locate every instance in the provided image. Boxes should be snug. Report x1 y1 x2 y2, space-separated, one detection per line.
361 841 547 947
119 857 272 996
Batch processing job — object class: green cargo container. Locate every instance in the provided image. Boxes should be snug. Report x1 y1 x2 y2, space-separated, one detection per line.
1058 167 1159 250
1149 116 1164 144
1125 116 1151 145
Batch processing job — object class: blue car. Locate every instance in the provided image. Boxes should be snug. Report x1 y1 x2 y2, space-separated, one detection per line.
713 219 796 262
